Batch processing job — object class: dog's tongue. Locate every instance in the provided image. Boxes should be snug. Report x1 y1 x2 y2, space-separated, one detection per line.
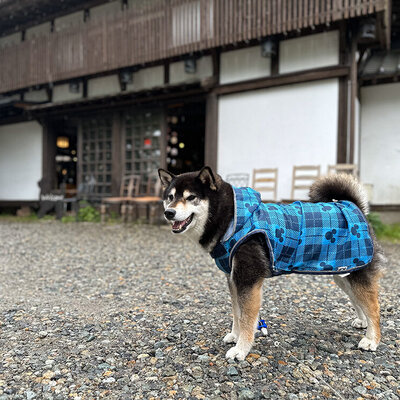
173 220 186 230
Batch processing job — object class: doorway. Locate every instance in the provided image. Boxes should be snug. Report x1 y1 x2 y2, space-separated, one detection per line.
166 101 205 174
54 120 78 197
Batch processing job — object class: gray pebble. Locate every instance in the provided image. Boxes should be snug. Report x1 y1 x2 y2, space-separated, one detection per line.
238 389 255 400
0 223 398 399
227 366 239 376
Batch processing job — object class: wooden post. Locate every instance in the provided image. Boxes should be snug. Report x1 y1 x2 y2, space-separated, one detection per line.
111 111 122 196
204 92 218 171
348 31 358 164
204 48 220 171
41 119 57 191
77 120 83 188
337 23 349 164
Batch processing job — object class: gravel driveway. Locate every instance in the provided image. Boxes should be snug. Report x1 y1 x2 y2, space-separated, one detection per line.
0 221 399 400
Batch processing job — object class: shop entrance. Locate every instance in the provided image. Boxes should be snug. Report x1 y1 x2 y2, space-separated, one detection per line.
51 119 78 197
166 101 205 174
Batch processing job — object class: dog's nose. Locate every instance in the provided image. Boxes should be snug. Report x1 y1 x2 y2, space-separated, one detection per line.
164 209 176 220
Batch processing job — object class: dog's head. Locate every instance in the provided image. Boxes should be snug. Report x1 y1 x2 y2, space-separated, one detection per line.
158 166 222 237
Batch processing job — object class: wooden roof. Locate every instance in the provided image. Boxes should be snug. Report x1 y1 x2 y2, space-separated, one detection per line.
0 0 391 95
0 0 109 37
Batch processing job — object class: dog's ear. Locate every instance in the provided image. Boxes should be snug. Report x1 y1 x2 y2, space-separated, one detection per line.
197 166 221 191
158 169 175 188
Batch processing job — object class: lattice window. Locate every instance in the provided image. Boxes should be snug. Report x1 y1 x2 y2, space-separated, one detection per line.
124 110 162 190
80 117 113 195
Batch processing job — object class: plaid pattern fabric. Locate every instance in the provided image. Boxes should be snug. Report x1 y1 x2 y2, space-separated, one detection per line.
210 186 374 275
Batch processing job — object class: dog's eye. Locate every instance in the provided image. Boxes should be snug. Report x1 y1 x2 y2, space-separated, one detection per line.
187 195 196 201
168 194 173 201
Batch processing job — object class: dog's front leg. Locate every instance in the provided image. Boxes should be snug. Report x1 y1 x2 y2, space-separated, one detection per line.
223 277 240 344
225 278 263 361
223 235 269 361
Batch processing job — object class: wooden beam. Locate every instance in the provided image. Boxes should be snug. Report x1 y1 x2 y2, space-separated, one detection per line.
370 204 400 212
214 65 350 96
30 87 207 117
204 92 218 171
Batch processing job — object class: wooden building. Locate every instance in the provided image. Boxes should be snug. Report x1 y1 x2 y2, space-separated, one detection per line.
0 0 397 209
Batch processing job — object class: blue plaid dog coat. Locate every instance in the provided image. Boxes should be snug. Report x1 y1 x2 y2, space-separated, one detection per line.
210 187 374 276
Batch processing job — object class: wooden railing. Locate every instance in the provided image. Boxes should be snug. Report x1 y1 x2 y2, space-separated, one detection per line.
0 0 389 94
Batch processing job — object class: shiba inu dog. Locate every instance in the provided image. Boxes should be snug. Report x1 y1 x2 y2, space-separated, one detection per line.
158 166 384 361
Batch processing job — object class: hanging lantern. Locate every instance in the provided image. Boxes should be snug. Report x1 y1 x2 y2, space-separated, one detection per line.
57 136 69 149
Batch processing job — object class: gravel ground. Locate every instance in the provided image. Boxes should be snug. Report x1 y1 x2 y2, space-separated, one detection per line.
0 220 399 400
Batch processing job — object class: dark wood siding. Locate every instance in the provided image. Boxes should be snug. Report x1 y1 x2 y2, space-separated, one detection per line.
0 0 389 94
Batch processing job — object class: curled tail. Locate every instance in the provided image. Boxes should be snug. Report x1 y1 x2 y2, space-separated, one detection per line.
309 174 369 215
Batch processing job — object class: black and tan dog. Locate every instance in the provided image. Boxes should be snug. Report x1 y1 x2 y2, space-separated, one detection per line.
158 167 384 361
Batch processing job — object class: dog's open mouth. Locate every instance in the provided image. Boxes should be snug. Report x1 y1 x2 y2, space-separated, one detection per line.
172 214 194 233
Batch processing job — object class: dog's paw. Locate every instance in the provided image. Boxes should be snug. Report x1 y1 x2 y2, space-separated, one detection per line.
225 345 249 361
352 318 368 329
223 332 238 344
358 337 378 351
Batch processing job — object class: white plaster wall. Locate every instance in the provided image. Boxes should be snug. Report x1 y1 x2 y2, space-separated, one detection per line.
24 89 49 103
25 22 51 39
88 75 120 98
280 31 339 74
170 56 213 84
54 11 84 32
220 46 271 84
218 79 339 201
0 32 21 48
360 83 400 205
53 84 83 103
90 1 122 19
0 121 43 201
126 66 164 92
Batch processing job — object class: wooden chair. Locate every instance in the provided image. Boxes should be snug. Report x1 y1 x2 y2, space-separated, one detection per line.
127 173 163 224
226 173 250 187
61 176 100 220
252 168 278 202
290 165 321 200
328 163 358 177
100 175 140 222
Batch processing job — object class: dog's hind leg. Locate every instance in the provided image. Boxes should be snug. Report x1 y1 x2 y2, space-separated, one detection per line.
335 264 381 351
333 275 367 329
223 277 240 344
349 274 381 351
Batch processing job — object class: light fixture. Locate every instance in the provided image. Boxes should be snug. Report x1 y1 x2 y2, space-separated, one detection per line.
69 81 80 93
57 136 69 149
184 57 197 74
359 19 376 41
261 38 277 58
120 69 134 84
